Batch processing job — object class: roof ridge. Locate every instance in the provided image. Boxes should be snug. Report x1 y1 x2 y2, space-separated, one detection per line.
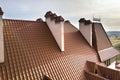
65 20 78 30
3 18 36 22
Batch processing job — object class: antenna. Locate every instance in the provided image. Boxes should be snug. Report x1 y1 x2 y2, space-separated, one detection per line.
93 16 101 22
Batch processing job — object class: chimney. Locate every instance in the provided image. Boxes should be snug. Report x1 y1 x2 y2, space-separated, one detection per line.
79 18 92 46
45 11 64 51
0 7 4 63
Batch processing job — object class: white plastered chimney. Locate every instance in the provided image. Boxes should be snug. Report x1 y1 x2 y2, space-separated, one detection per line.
79 18 92 47
0 7 4 63
45 11 64 51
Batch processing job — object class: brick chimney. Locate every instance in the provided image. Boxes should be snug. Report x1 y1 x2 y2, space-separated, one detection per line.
45 11 64 51
79 18 92 46
0 7 4 63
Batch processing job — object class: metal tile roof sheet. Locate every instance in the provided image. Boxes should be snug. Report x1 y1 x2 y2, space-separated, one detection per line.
92 23 112 51
0 19 98 80
92 23 119 62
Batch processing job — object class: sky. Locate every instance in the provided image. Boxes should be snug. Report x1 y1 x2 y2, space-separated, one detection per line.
0 0 120 31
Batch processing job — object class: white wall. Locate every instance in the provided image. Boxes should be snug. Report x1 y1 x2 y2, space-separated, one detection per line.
0 15 4 63
79 22 92 46
46 18 64 51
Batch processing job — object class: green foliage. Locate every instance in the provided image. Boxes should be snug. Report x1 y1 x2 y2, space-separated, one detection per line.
114 43 120 51
117 54 120 60
108 34 120 60
109 34 120 51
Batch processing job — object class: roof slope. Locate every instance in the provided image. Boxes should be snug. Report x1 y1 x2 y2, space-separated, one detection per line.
92 23 119 61
92 23 112 51
0 19 98 80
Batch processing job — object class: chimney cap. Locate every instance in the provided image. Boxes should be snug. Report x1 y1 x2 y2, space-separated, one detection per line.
65 20 70 23
50 13 57 20
55 16 64 23
84 20 92 25
44 11 52 18
0 7 3 15
58 16 64 21
79 18 86 23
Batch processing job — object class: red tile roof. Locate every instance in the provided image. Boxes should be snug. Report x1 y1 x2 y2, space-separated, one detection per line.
0 19 98 80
